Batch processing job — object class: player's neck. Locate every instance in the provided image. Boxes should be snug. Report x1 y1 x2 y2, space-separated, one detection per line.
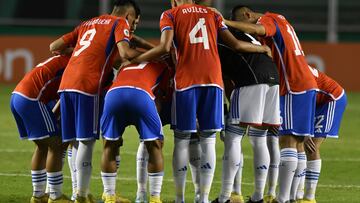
176 0 194 6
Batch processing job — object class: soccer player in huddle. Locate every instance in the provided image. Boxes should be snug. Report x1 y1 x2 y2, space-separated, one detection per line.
221 6 319 203
213 5 281 203
10 55 71 203
49 0 141 202
290 68 347 203
100 60 174 203
122 1 271 202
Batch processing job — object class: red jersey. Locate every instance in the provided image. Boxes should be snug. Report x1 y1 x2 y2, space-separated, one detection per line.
59 15 131 95
312 69 344 105
159 4 228 91
13 55 70 103
109 62 171 99
258 12 317 95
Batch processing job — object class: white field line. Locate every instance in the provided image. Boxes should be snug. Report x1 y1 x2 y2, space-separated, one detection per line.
1 149 360 162
0 172 359 189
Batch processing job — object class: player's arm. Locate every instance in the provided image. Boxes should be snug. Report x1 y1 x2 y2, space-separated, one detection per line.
127 30 174 65
219 29 271 57
224 19 266 36
49 38 73 55
131 35 156 50
117 41 143 60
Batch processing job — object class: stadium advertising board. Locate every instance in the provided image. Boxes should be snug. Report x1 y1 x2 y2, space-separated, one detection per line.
0 36 359 91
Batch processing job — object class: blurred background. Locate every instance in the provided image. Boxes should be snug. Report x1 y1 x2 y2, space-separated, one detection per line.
0 0 359 90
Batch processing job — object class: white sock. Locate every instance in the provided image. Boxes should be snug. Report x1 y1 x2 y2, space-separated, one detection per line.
101 172 117 196
199 134 216 203
172 132 190 203
68 147 78 200
248 127 270 201
296 172 306 200
116 155 121 170
47 171 63 199
149 172 164 198
31 169 47 197
219 126 245 203
76 140 95 197
189 137 201 198
304 159 321 200
290 152 306 200
232 153 244 195
136 142 149 198
277 148 298 203
266 134 280 196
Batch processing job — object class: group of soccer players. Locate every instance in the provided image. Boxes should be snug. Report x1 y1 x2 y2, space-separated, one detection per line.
10 0 347 203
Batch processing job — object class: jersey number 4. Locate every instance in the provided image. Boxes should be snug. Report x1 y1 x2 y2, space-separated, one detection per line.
74 28 97 57
189 18 209 50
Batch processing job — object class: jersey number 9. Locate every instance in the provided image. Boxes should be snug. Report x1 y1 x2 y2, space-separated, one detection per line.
74 28 97 57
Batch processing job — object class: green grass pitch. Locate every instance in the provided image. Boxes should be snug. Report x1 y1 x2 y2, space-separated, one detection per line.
0 85 359 202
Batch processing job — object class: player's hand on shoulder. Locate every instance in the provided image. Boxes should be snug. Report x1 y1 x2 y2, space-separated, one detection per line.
209 7 224 19
263 45 272 58
120 60 132 69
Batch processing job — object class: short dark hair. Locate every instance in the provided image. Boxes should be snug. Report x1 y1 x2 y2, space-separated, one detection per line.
230 5 252 20
113 0 141 17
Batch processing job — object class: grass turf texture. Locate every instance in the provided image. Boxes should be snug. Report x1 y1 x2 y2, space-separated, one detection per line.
0 85 359 203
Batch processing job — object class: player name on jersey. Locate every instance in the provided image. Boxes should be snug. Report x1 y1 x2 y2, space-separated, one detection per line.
82 18 112 26
181 6 208 14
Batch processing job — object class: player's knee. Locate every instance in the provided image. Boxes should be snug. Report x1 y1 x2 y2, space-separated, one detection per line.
279 135 298 148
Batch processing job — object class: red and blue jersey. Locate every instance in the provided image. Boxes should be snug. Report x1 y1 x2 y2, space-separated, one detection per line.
109 61 172 99
258 12 317 95
59 15 132 95
159 4 228 91
13 55 70 103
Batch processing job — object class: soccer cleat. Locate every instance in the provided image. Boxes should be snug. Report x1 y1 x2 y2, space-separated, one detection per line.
74 195 94 203
30 194 49 203
102 193 131 203
149 196 162 203
230 192 244 203
289 200 297 203
211 198 230 203
48 194 73 203
298 199 316 203
263 195 275 203
135 192 148 203
245 198 264 203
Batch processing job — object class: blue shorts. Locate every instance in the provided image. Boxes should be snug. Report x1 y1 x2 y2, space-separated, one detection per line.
101 88 163 141
279 90 317 136
10 94 58 140
172 86 224 132
314 93 347 138
60 92 102 142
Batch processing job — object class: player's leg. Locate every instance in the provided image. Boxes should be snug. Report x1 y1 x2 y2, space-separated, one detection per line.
218 124 244 203
189 133 201 202
136 141 149 203
172 89 197 203
100 89 129 202
302 93 347 202
265 128 280 202
289 143 306 202
215 88 245 203
276 91 317 203
231 152 244 203
135 89 165 203
197 87 223 203
67 141 78 201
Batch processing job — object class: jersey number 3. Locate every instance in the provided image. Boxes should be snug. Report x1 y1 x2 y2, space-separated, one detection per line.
189 18 209 50
74 28 97 56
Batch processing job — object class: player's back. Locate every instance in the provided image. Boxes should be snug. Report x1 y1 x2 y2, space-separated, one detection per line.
259 12 317 95
13 55 70 103
110 62 169 99
60 15 130 95
314 70 344 104
160 4 227 90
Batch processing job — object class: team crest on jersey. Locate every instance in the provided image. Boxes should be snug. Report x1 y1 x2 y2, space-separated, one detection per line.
124 29 130 37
